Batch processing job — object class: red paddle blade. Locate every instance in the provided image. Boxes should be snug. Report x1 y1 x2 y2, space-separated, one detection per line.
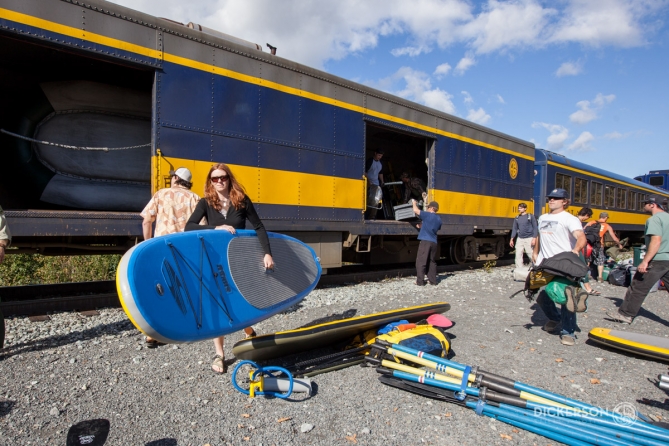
427 314 453 328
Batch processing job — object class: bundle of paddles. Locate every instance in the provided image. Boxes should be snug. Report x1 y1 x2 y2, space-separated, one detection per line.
365 342 669 445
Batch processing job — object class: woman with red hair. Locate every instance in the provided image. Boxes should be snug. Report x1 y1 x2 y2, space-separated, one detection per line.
186 163 274 373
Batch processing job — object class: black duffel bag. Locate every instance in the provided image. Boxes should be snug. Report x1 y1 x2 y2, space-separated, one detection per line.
607 266 631 287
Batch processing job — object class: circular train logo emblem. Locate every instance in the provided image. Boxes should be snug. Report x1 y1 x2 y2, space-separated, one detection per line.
509 158 518 179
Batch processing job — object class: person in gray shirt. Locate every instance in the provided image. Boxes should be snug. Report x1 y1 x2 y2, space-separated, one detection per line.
510 202 537 280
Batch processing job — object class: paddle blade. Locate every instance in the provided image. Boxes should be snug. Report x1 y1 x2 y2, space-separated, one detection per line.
427 314 453 328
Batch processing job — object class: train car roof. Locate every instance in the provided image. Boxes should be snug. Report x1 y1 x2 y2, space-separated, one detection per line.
536 149 669 198
72 0 533 151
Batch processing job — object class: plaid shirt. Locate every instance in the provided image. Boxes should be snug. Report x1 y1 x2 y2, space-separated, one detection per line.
141 186 200 237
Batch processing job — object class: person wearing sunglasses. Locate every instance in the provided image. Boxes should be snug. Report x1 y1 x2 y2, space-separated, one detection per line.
532 188 587 346
185 163 274 374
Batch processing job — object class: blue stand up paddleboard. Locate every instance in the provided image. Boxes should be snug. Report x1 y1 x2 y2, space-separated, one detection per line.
117 230 321 343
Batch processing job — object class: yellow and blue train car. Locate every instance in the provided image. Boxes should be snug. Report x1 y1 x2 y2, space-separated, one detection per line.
534 149 669 239
0 0 534 266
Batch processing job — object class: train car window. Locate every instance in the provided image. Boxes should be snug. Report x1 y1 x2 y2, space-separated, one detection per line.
639 194 647 211
574 178 588 204
629 191 637 210
591 182 603 206
555 173 572 198
650 176 664 186
616 188 627 209
604 185 615 208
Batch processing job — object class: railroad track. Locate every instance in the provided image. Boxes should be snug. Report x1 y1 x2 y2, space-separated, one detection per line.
0 259 513 317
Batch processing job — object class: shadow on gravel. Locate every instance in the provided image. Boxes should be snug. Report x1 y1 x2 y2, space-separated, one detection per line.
636 396 669 411
0 400 16 418
604 297 669 328
0 319 135 360
295 308 358 329
520 303 584 334
146 439 178 446
280 302 305 315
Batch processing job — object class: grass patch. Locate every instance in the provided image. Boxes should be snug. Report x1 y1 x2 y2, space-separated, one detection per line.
0 253 121 287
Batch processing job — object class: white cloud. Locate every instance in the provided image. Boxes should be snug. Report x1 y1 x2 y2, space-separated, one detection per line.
385 67 457 114
568 131 595 151
454 55 476 75
593 93 616 107
422 89 457 114
467 107 491 125
433 62 452 79
391 45 431 57
107 0 666 69
569 93 616 124
556 61 582 77
461 91 474 105
456 0 554 54
548 0 662 48
496 94 505 104
604 130 634 139
569 100 598 125
532 122 569 151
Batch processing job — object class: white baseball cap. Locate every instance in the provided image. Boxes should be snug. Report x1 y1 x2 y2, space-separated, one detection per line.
170 167 192 182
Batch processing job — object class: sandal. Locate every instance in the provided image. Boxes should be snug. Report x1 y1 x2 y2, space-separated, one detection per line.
244 328 257 339
144 337 165 348
211 354 227 374
588 290 601 296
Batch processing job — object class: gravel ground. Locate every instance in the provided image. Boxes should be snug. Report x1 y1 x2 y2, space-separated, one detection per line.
1 265 669 445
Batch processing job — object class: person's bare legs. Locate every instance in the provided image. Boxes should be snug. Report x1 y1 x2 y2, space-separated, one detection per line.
212 336 225 373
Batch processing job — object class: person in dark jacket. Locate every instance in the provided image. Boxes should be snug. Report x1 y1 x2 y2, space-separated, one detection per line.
364 149 385 219
185 163 274 374
400 172 427 204
510 202 537 281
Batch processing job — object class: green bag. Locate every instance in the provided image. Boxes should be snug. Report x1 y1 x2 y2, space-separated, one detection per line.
545 276 576 305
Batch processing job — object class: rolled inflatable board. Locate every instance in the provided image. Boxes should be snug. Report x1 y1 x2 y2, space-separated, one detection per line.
588 327 669 362
232 302 451 361
117 230 321 343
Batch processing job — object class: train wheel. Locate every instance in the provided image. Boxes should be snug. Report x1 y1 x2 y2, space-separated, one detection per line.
448 238 466 264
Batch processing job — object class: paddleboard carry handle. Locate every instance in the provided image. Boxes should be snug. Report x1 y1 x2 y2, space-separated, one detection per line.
232 360 294 399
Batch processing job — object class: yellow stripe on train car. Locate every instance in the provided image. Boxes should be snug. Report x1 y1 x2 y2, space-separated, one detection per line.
155 156 366 210
0 7 532 162
540 203 652 226
432 190 532 219
157 156 532 218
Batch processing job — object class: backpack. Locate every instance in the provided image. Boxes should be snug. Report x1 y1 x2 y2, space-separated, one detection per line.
584 222 601 248
510 251 587 301
607 266 631 287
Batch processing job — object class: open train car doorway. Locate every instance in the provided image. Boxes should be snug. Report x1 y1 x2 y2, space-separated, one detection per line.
0 33 154 212
364 121 433 220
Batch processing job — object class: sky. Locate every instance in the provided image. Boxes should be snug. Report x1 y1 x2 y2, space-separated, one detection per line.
109 0 669 179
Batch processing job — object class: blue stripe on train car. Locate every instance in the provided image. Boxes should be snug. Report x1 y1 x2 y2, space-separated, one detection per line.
259 87 301 144
434 137 533 199
159 65 213 130
212 71 260 137
301 97 335 149
157 62 364 179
